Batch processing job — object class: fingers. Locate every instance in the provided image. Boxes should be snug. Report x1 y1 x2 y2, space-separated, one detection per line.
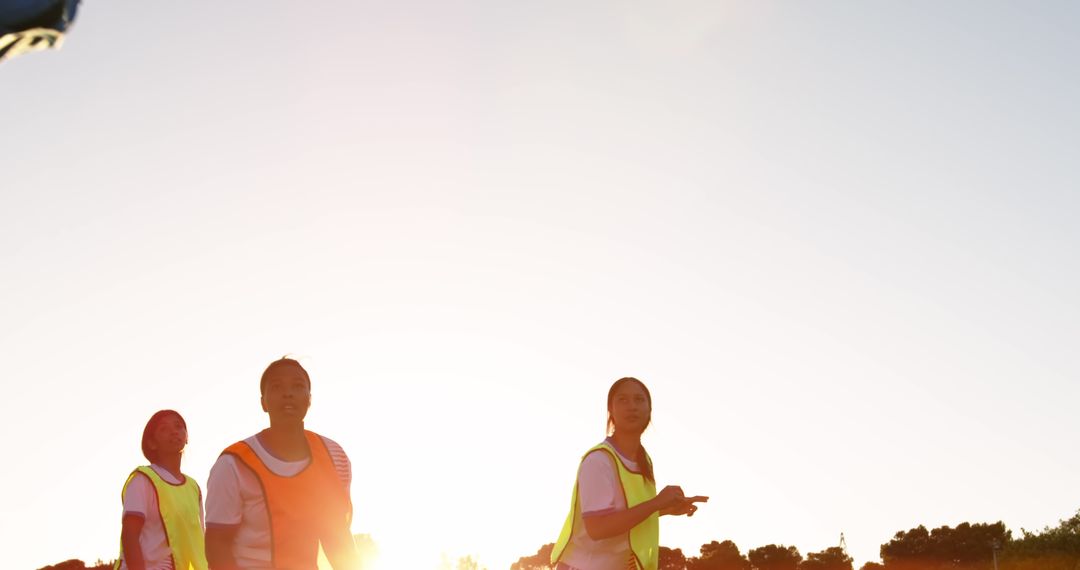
661 486 685 504
673 502 699 517
670 495 707 517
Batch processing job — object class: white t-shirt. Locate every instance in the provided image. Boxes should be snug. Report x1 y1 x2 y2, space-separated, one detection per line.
205 433 351 569
560 441 641 570
119 465 204 570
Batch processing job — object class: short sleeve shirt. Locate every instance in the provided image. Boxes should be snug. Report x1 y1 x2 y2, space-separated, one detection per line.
119 465 204 570
205 434 351 569
559 441 640 570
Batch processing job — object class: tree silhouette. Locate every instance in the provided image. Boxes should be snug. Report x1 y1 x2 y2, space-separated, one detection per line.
511 543 555 570
798 547 852 570
1001 509 1080 570
748 544 802 570
507 509 1080 570
688 540 751 570
660 546 689 570
36 561 112 570
880 521 1009 569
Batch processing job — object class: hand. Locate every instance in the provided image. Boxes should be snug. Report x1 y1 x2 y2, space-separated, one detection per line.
668 495 708 517
656 485 685 509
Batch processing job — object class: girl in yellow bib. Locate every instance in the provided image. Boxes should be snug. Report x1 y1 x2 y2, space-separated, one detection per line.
552 377 708 570
115 410 209 570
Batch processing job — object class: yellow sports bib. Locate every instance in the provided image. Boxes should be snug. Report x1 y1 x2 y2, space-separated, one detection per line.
551 442 659 570
115 466 208 570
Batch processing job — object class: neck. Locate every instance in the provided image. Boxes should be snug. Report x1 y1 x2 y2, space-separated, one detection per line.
156 454 183 480
260 422 309 461
266 418 306 437
609 430 642 458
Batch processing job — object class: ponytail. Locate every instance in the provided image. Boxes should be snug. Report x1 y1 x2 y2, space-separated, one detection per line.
637 445 655 483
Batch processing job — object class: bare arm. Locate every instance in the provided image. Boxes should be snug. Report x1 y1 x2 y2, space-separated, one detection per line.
583 493 670 540
120 514 146 570
205 525 241 570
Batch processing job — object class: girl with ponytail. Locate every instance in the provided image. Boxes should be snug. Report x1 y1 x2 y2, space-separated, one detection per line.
550 377 708 570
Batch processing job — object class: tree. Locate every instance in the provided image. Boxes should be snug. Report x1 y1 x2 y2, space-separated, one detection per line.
880 525 931 568
880 521 1009 569
688 540 751 570
1001 509 1080 570
661 546 689 570
858 563 884 570
799 547 852 570
511 543 555 570
510 543 698 570
36 561 112 570
748 544 802 570
37 560 112 570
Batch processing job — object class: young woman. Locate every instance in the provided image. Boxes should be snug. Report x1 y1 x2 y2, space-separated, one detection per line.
115 410 208 570
204 357 357 570
551 377 708 570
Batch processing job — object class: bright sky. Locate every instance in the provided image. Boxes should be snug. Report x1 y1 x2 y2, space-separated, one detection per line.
2 2 1078 570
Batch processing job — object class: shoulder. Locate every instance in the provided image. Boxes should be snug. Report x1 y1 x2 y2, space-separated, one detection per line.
217 434 264 468
122 470 157 512
128 466 153 480
310 432 349 464
317 435 349 459
208 453 242 481
213 452 240 467
579 447 618 477
314 433 352 487
222 434 259 454
581 441 616 464
124 469 154 492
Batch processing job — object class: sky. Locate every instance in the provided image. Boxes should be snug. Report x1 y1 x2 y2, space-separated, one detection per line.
1 1 1078 569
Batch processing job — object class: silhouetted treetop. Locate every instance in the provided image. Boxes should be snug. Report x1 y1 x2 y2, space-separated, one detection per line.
799 546 853 570
660 546 689 570
511 543 554 570
748 544 802 570
880 521 1009 569
688 540 751 570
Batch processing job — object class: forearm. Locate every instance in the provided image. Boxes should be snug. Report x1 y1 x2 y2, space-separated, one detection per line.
205 527 241 570
583 496 662 540
120 515 146 570
120 532 146 570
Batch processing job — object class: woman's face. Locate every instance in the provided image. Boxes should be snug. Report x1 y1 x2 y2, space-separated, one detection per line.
261 364 311 424
609 380 651 434
149 414 188 458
